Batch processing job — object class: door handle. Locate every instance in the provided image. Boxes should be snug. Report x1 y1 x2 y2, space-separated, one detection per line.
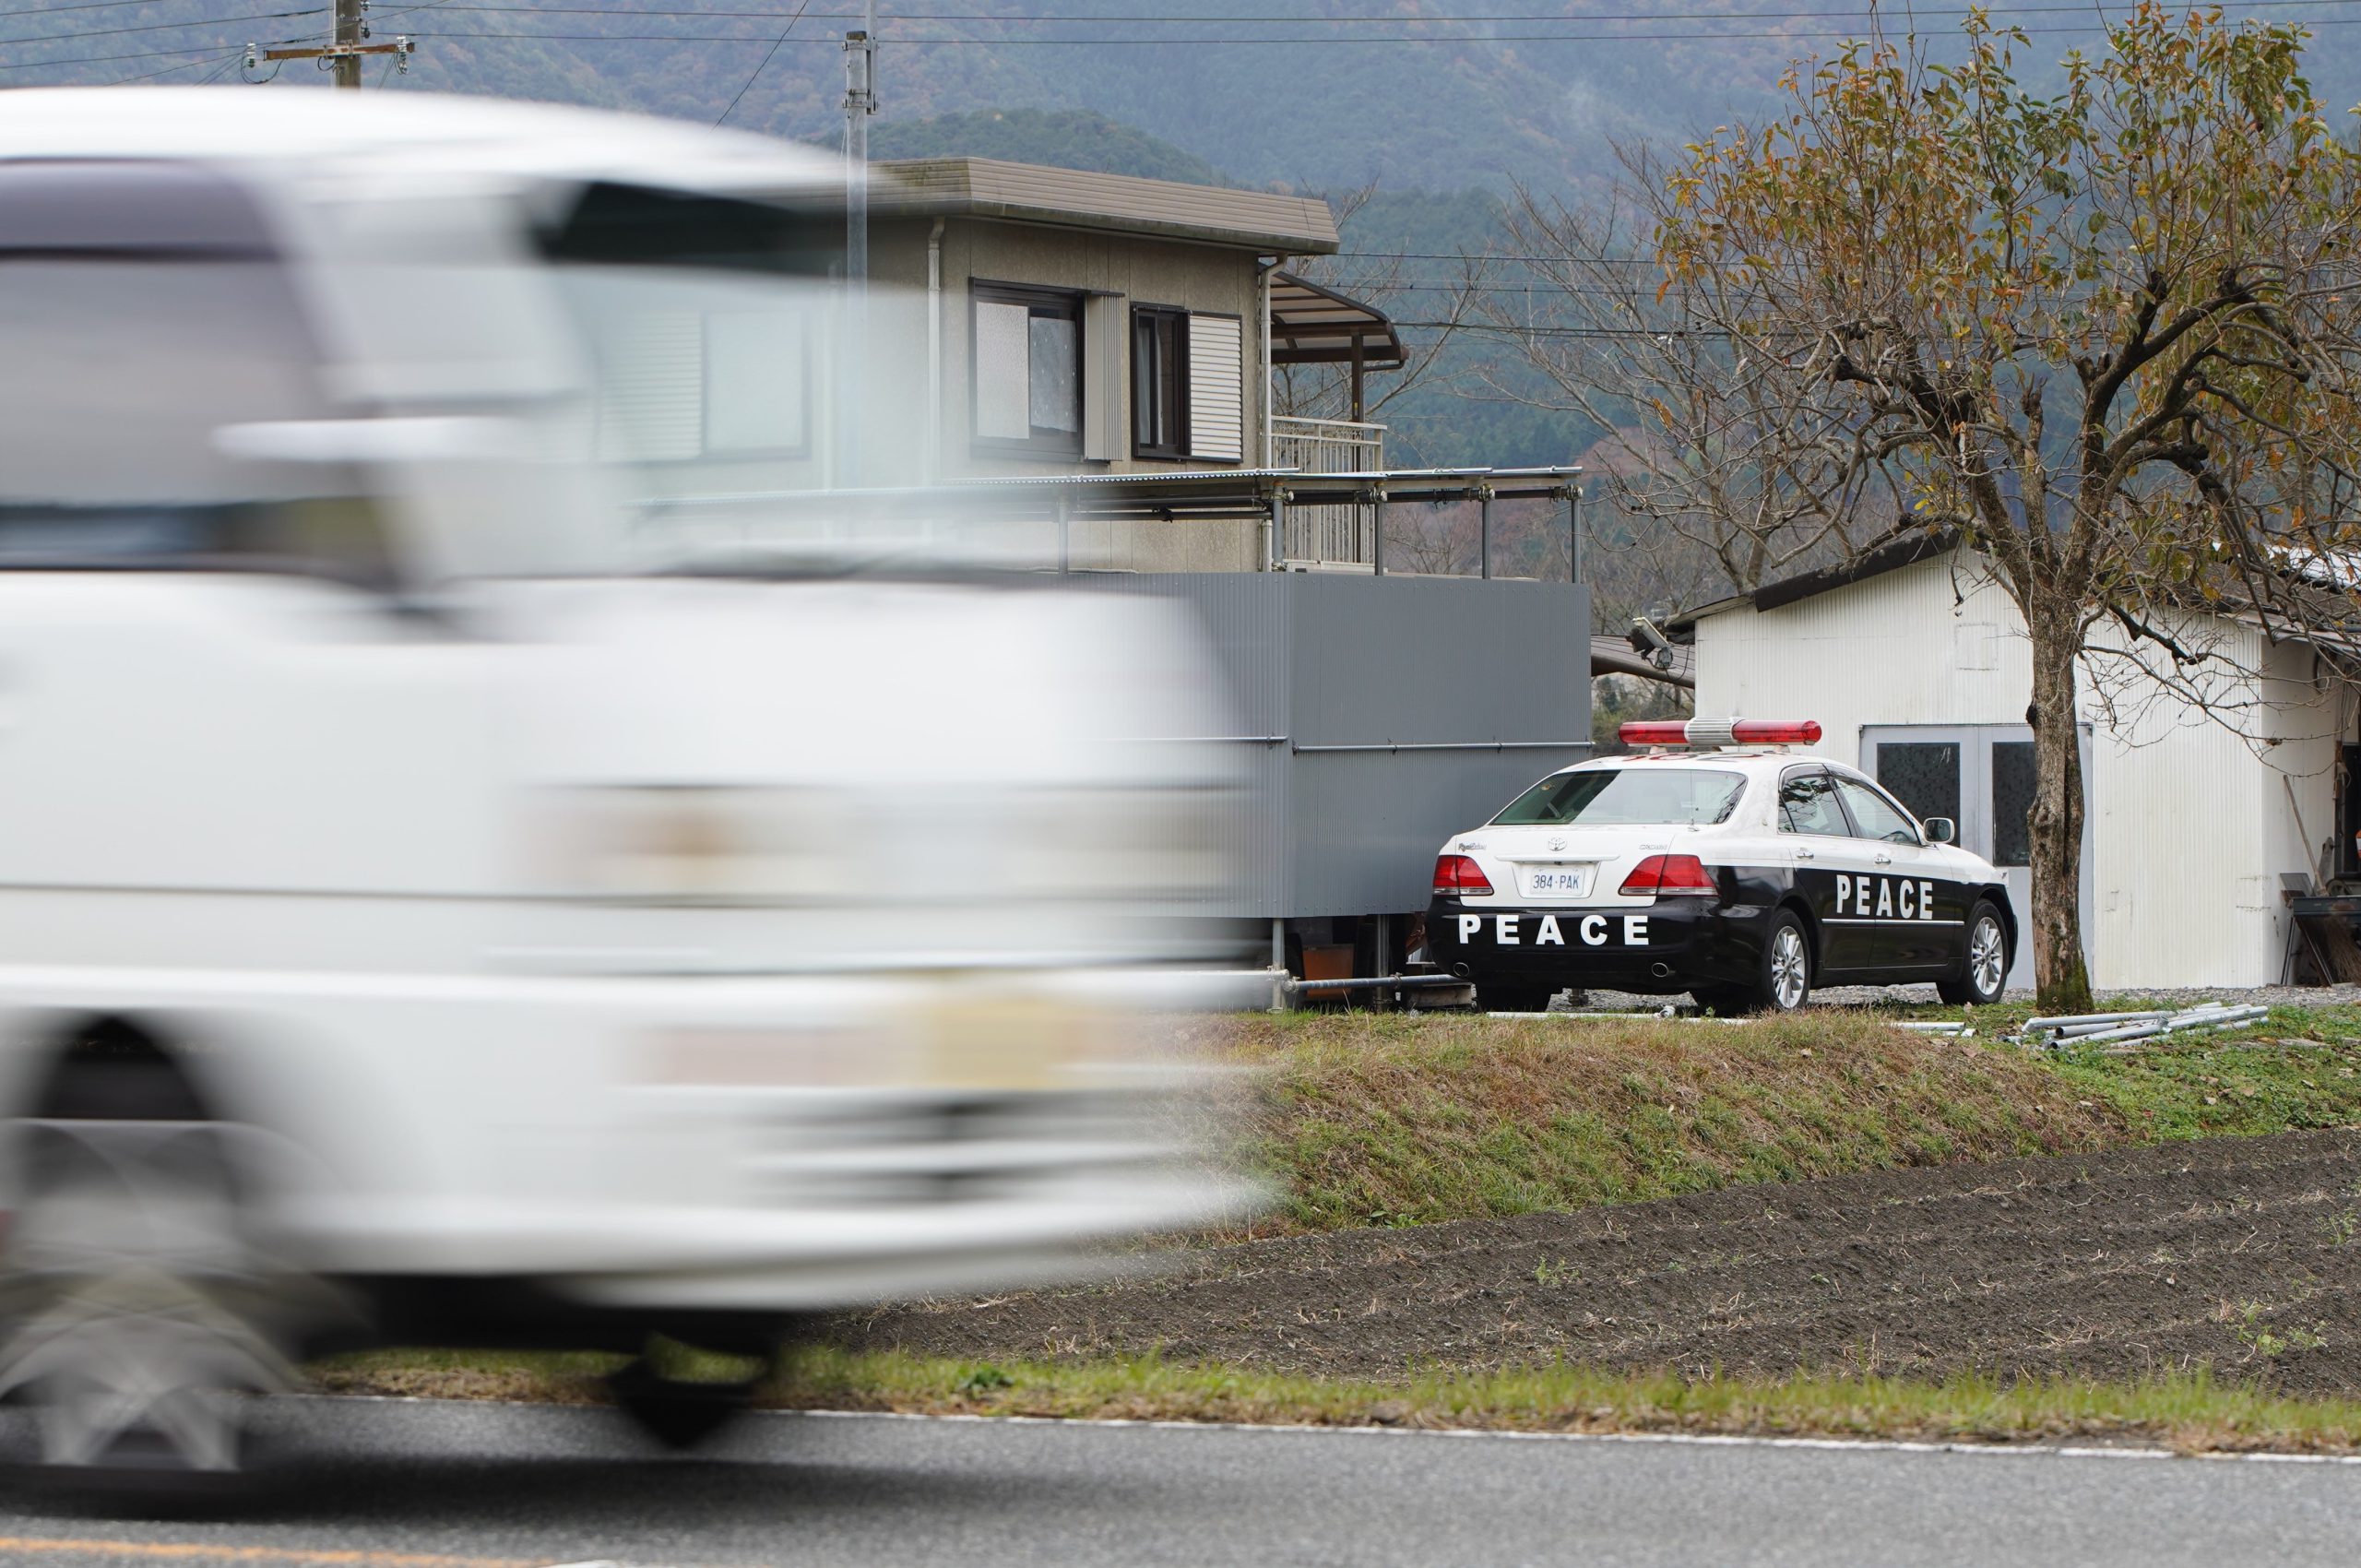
1794 847 1814 861
1874 852 1893 865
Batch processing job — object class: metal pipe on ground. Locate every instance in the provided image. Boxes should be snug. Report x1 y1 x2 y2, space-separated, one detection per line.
2046 1013 2177 1039
2162 1005 2269 1030
1290 973 1472 994
2026 1010 2172 1033
2048 1005 2268 1048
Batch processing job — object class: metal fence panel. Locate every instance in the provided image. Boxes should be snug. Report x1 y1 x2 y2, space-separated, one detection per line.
1091 572 1590 920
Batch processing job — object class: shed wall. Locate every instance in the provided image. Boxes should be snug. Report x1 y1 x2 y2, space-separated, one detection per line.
1691 552 2344 987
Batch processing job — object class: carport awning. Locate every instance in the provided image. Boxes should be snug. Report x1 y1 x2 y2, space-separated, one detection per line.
1268 271 1406 369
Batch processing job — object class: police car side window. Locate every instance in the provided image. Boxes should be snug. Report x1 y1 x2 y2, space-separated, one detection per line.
1778 769 1848 836
1833 776 1922 844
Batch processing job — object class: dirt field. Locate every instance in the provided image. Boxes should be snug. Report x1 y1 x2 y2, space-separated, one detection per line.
833 1130 2361 1395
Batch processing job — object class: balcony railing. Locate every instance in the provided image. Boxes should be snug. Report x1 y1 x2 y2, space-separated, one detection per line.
1272 415 1384 475
1271 416 1385 568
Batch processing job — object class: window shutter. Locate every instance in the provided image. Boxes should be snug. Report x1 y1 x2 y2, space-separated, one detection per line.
1082 293 1122 461
1186 313 1242 461
594 311 703 462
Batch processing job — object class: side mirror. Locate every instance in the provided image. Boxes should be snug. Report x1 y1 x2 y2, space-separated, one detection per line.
1923 816 1956 845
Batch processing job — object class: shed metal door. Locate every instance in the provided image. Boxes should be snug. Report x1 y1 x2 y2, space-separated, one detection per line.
1860 724 2091 992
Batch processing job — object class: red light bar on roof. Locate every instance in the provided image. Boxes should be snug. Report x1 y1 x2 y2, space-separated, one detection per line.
1619 719 1822 749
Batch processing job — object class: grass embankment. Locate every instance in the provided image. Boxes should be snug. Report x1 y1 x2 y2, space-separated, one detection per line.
313 1345 2361 1455
1196 1002 2361 1236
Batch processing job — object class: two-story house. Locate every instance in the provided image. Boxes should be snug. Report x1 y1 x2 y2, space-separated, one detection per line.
568 152 1586 988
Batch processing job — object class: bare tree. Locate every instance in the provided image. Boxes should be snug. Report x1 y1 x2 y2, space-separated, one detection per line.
1490 3 2361 1007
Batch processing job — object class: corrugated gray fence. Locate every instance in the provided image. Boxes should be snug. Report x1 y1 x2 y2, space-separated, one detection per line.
1100 573 1592 920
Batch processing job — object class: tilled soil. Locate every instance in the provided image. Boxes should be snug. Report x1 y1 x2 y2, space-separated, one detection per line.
833 1131 2361 1393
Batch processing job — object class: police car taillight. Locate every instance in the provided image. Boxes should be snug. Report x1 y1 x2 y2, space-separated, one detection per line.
1619 853 1718 897
1618 719 1823 748
1432 854 1494 897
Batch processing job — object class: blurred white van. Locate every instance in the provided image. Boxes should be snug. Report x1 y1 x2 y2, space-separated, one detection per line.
0 89 1252 1482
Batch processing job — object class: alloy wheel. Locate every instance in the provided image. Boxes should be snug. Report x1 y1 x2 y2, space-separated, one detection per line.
1771 925 1809 1009
1971 915 2006 999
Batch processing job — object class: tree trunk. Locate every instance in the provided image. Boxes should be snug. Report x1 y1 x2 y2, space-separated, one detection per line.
2025 595 2094 1011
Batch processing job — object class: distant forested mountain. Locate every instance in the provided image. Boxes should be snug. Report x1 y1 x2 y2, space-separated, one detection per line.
48 0 2361 196
862 107 1233 184
32 0 2361 482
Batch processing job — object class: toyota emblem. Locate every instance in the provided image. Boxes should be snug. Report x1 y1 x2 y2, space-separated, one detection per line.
1547 837 1566 851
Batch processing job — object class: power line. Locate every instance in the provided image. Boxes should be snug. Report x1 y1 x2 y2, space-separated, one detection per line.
1396 319 1773 336
1345 250 1655 264
404 13 2361 40
713 0 810 121
0 32 314 65
0 0 2343 22
329 0 2361 16
103 42 243 80
0 6 321 46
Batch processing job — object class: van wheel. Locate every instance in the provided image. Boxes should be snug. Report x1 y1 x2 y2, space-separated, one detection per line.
1749 912 1812 1014
608 1343 768 1449
1476 983 1556 1014
1938 901 2010 1006
0 1065 303 1492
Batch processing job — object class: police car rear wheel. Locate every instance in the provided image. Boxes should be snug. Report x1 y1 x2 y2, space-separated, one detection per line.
1937 901 2008 1006
1752 913 1811 1014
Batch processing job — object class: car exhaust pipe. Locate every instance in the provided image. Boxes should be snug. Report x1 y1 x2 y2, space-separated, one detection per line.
1451 962 1471 979
1651 962 1673 979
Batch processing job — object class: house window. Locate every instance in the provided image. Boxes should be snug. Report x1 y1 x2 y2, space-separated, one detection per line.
588 308 810 463
1133 305 1189 458
973 283 1083 455
1132 305 1242 463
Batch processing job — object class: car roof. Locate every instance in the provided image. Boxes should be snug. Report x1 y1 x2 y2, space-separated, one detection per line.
0 89 839 200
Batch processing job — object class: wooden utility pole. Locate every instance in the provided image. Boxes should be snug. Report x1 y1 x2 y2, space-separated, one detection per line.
244 2 413 83
332 0 362 86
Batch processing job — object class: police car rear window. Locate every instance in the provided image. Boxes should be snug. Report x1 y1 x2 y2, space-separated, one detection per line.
1492 768 1746 827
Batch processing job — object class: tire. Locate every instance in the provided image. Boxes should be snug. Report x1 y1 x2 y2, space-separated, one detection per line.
1746 911 1812 1014
608 1340 770 1450
1476 982 1557 1015
0 1041 340 1497
1938 900 2010 1006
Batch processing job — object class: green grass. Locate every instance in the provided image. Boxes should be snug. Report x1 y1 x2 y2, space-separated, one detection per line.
310 1345 2361 1455
1178 1003 2361 1237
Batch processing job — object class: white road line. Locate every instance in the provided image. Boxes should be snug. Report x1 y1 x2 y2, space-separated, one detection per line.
312 1392 2361 1467
785 1407 2361 1465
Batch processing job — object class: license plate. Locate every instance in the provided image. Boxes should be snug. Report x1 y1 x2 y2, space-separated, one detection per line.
1517 863 1594 898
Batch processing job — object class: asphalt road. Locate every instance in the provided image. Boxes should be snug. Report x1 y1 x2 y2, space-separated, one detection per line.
1 1397 2360 1568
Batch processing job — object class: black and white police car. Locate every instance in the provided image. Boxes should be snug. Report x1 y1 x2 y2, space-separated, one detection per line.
1425 719 2017 1014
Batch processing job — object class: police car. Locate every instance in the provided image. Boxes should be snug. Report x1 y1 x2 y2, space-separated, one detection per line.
1425 719 2016 1014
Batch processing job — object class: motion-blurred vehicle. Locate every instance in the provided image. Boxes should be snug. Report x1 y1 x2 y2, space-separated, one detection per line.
0 89 1251 1484
1426 719 2016 1013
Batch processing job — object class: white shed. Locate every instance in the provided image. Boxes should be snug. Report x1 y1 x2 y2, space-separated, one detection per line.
1676 538 2355 990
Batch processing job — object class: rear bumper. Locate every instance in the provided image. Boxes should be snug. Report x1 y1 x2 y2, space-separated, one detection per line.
1425 897 1756 995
